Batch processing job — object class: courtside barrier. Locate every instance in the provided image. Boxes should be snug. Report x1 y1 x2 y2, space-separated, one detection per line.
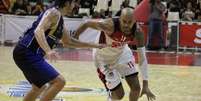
0 14 100 44
1 14 201 52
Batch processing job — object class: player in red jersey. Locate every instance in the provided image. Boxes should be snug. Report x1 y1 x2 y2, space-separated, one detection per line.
74 8 155 101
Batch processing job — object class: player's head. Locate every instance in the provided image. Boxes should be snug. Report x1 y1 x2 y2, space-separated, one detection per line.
54 0 76 15
120 8 135 35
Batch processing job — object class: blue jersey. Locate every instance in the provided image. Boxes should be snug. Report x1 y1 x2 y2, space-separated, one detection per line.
18 7 64 56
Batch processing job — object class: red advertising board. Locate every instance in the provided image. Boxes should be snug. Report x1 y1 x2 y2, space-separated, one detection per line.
179 23 201 47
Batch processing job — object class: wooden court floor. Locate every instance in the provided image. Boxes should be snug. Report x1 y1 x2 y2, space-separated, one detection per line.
0 46 201 101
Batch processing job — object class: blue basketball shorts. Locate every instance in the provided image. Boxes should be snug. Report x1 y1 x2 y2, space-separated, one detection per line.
13 44 59 88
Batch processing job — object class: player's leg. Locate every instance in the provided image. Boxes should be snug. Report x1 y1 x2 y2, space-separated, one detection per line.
17 65 65 101
117 61 140 101
13 45 65 101
97 68 125 100
22 69 65 101
109 84 125 100
125 62 141 101
39 75 65 101
13 46 47 101
125 73 141 101
23 84 47 101
31 59 65 101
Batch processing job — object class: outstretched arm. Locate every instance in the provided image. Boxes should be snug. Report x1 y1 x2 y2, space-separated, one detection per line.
135 27 156 101
61 26 103 49
74 19 114 39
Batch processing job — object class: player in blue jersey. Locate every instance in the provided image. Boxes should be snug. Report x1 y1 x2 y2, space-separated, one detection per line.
12 0 104 101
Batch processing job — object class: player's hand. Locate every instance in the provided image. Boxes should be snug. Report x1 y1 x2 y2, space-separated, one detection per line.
46 50 60 62
140 82 156 101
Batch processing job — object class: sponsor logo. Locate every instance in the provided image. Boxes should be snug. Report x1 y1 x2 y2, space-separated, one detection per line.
194 29 201 44
2 81 106 100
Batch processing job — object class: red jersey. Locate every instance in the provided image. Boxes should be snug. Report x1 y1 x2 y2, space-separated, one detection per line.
99 18 138 47
94 18 137 65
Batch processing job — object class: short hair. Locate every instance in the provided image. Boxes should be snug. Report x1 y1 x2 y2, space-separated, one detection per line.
54 0 74 8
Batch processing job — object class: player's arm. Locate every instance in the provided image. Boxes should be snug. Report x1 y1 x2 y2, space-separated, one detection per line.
135 27 156 100
34 10 58 54
74 19 114 39
61 26 103 49
135 28 148 82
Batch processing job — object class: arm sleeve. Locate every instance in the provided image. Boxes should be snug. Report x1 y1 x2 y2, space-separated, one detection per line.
137 47 148 80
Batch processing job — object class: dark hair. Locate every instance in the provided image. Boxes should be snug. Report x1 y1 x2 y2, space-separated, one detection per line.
54 0 74 8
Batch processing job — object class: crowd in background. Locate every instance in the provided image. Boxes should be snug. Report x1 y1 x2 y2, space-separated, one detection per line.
0 0 201 21
167 0 201 21
1 0 201 50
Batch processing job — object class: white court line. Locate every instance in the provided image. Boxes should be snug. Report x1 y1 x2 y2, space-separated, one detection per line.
158 95 201 100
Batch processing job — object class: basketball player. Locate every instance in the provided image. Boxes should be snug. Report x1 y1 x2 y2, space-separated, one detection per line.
74 8 155 101
12 0 105 101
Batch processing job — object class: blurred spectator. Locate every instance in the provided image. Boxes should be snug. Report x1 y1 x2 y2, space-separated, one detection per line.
180 0 196 7
167 0 181 12
32 0 45 15
80 0 96 15
80 0 92 8
181 2 195 21
11 0 28 15
121 0 132 8
147 0 166 50
0 0 200 22
71 0 80 16
120 0 134 10
24 0 32 15
45 0 54 8
115 0 134 16
92 10 111 19
108 0 112 7
0 0 10 13
195 1 201 21
104 0 111 17
107 11 113 18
